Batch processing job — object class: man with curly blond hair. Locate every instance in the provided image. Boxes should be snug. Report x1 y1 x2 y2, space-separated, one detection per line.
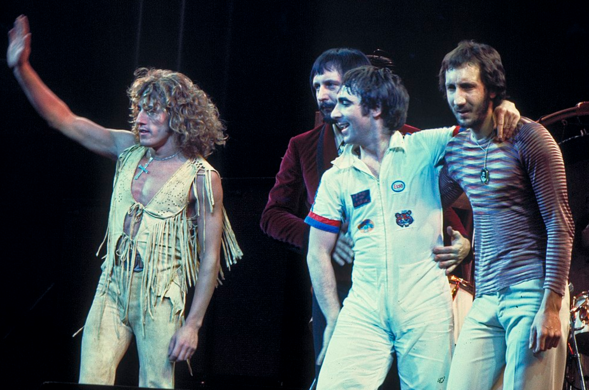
127 68 227 159
8 15 242 389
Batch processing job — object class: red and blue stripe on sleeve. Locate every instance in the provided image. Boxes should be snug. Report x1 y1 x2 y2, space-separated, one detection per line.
305 211 341 233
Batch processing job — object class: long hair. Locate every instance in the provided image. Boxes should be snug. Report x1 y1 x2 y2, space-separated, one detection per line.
128 68 226 158
438 40 507 107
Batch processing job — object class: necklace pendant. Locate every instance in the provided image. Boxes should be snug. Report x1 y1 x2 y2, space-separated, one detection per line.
134 157 153 180
480 168 490 184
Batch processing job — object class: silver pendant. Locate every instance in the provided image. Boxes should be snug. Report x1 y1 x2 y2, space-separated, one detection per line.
480 168 490 184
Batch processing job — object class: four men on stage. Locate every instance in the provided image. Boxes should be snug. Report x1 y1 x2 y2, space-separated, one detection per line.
8 13 574 390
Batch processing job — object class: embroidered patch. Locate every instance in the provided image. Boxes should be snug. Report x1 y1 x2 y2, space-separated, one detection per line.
351 190 371 209
357 219 374 233
391 180 405 192
395 210 414 227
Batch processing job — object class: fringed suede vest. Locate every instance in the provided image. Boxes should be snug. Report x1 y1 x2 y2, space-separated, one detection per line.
97 144 242 325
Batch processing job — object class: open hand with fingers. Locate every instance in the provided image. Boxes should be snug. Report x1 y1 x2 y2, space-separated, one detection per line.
332 221 354 266
7 15 31 69
433 226 470 275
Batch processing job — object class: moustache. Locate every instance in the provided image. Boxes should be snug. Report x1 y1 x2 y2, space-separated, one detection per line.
319 102 335 111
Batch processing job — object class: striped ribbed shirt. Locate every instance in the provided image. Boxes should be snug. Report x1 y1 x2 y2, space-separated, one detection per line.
440 122 573 297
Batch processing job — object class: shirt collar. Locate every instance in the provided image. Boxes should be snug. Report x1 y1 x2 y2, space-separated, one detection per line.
388 130 406 151
332 124 345 150
333 130 405 170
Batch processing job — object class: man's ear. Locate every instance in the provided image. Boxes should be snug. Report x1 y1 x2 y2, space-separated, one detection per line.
371 104 382 119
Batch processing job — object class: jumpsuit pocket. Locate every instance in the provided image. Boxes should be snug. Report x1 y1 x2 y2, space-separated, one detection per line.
348 266 382 316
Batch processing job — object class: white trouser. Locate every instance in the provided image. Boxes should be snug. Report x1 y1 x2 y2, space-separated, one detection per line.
317 265 454 390
447 278 569 390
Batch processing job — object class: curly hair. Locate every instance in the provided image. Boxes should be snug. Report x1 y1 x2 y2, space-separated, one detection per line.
438 40 507 108
127 68 226 158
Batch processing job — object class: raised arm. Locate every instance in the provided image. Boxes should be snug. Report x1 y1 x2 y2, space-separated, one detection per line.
307 226 341 364
8 15 134 159
168 171 223 362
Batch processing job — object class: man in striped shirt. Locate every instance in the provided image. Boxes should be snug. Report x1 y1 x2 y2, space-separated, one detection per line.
440 41 574 390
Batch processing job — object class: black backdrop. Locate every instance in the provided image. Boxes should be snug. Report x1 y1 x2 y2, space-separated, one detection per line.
1 0 588 388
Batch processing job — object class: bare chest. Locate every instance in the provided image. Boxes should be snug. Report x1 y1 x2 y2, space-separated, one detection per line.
131 158 188 206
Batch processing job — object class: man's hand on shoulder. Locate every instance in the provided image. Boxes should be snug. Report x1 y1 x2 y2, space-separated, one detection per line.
493 100 520 141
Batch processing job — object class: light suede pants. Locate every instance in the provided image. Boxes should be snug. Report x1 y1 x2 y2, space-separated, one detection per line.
447 278 569 390
79 272 178 388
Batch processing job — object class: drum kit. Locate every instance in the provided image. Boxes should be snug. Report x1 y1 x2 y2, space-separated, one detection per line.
537 101 589 166
568 290 589 390
449 274 474 343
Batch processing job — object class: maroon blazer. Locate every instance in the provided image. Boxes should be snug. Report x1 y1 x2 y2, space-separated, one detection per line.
261 123 336 250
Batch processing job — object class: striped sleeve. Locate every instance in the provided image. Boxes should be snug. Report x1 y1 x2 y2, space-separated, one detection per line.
305 170 343 234
518 123 574 295
439 160 464 209
305 211 341 233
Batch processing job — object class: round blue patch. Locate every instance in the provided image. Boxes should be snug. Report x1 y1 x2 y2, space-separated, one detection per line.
391 180 405 192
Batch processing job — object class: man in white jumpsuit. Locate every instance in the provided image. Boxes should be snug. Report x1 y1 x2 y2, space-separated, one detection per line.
306 65 467 390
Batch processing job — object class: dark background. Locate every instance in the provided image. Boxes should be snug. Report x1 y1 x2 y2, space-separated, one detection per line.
1 0 588 389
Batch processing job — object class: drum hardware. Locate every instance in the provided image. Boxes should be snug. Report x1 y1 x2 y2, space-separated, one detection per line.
449 275 474 343
557 128 588 146
566 291 589 390
537 101 589 166
449 275 475 298
566 313 588 390
537 101 589 127
572 292 589 356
